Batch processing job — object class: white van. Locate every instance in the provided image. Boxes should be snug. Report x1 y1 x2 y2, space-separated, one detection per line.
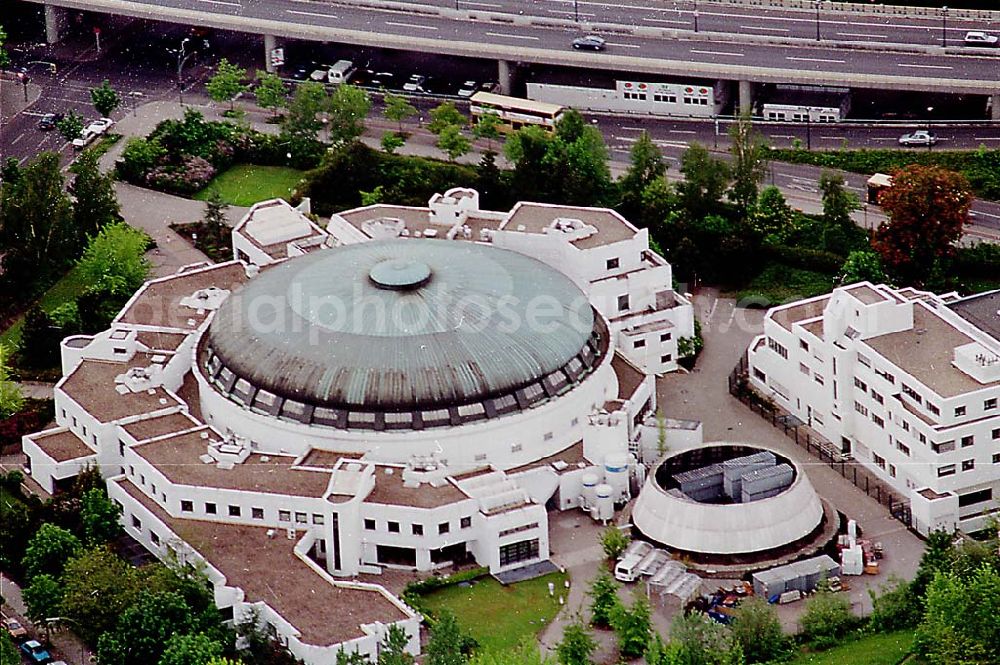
328 60 356 84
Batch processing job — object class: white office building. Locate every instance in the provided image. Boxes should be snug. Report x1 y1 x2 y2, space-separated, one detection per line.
747 283 1000 536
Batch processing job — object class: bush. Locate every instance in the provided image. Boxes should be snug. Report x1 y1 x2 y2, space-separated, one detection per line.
763 243 849 274
145 155 217 195
600 526 630 561
799 587 859 650
0 399 55 449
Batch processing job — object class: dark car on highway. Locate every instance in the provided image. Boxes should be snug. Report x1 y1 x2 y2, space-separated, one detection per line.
37 112 64 130
572 35 606 51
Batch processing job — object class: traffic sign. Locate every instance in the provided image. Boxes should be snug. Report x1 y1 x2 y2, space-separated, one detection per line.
270 47 285 68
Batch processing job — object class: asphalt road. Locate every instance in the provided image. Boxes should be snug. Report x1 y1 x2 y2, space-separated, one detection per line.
404 0 1000 48
1 27 998 240
30 0 1000 93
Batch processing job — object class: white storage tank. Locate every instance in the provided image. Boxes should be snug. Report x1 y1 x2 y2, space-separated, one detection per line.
604 453 630 503
580 472 600 509
594 483 615 522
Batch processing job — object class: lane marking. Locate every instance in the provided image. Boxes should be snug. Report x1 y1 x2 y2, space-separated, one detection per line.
973 136 1000 140
385 21 438 30
744 25 789 32
195 0 240 6
690 49 744 57
897 63 953 70
287 9 338 18
605 42 641 49
670 129 697 134
641 17 688 25
787 56 846 63
486 32 539 40
770 134 795 139
837 32 888 39
461 1 502 6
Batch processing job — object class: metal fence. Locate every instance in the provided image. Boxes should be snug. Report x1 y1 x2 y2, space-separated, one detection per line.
728 355 913 529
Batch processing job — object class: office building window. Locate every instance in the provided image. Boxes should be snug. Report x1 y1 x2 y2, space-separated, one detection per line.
181 500 193 512
617 294 629 312
205 503 217 515
252 507 264 520
438 522 450 535
985 398 997 410
961 435 974 448
279 510 291 522
313 514 324 525
461 516 472 529
634 339 646 349
606 257 619 270
412 524 424 536
660 332 672 342
132 515 141 531
962 459 975 471
937 464 956 477
661 354 672 363
388 521 400 533
499 538 539 567
364 519 376 531
955 406 966 417
228 505 241 517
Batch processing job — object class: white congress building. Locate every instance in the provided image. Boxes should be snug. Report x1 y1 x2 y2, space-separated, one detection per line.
748 282 1000 536
23 189 693 664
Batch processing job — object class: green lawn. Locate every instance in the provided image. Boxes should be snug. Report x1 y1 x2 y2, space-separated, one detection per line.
736 262 836 307
0 265 90 350
418 572 567 652
194 164 305 207
789 630 915 665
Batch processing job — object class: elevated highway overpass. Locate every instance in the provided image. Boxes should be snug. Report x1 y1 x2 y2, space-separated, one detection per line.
26 0 1000 117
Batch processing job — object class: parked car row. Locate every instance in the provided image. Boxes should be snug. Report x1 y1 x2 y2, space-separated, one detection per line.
5 615 68 664
282 57 497 98
72 117 115 150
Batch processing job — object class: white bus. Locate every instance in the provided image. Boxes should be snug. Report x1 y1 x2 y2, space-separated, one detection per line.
469 91 566 133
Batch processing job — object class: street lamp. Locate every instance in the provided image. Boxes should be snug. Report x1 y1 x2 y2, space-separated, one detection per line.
926 105 934 151
172 38 196 105
815 1 821 41
805 113 812 150
941 6 948 47
693 0 699 32
574 0 579 22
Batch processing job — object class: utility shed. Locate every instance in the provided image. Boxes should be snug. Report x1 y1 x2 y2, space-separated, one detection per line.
722 451 776 500
647 561 702 611
674 463 724 502
740 463 794 503
752 554 840 599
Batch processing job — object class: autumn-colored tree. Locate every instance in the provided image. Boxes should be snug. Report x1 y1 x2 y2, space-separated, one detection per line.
873 165 972 286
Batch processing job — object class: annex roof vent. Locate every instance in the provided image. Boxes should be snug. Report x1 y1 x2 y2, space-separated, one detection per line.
180 287 229 312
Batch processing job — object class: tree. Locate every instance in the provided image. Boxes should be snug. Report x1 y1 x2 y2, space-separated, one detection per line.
555 617 596 665
0 343 24 418
428 102 467 135
70 148 122 237
819 171 859 230
730 597 788 664
338 651 371 665
383 93 417 133
587 572 619 628
472 113 502 153
202 190 230 232
599 526 630 561
839 250 886 285
378 624 413 665
60 546 141 644
22 523 81 581
56 111 85 142
205 58 248 111
915 566 1000 665
437 125 471 162
645 634 684 665
23 574 64 636
874 165 972 286
96 591 195 665
254 71 287 118
619 131 666 222
158 632 223 665
868 576 920 634
19 306 63 369
610 594 651 659
0 152 77 279
553 110 611 206
749 186 794 243
911 529 956 604
282 81 327 145
381 131 405 154
728 112 769 216
0 631 17 665
798 585 856 650
90 80 120 117
678 143 730 220
80 488 123 546
425 610 468 665
669 612 734 665
0 24 10 72
76 221 151 298
207 659 244 665
327 84 371 146
469 642 555 665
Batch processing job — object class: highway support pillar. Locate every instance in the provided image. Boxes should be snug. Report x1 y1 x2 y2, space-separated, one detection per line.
992 92 1000 121
738 80 754 116
264 35 284 74
498 60 515 96
45 4 68 45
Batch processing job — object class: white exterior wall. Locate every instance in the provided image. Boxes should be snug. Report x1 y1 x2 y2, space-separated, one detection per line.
761 103 842 122
194 358 617 471
470 503 549 573
358 498 480 570
21 430 98 494
748 285 1000 533
526 80 722 118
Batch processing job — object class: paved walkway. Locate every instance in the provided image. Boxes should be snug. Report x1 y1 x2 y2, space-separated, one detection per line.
16 381 55 400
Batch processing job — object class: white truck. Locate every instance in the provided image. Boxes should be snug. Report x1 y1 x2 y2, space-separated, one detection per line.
615 541 653 582
328 60 356 84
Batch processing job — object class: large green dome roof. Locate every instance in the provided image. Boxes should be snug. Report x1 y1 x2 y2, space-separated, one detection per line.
203 240 604 428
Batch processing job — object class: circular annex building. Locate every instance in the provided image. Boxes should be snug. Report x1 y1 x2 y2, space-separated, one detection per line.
196 239 613 468
632 444 833 566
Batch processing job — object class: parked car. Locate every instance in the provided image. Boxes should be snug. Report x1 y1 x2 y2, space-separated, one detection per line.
3 616 28 641
898 130 938 146
86 117 114 135
20 639 51 663
963 30 998 47
309 67 331 82
403 74 426 92
457 80 478 98
37 112 64 130
572 35 606 51
72 127 98 150
288 65 312 81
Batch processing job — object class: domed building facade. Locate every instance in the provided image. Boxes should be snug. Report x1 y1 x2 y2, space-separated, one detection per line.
24 189 693 664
